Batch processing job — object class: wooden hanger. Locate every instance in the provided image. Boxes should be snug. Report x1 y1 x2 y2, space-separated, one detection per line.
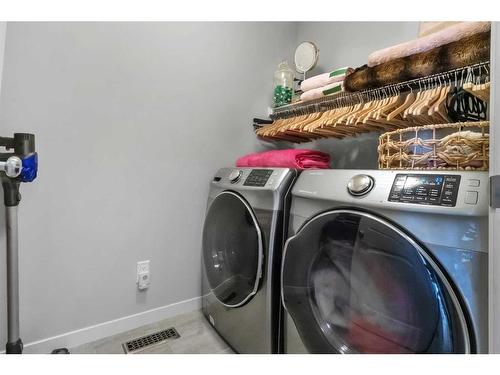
301 110 334 137
387 91 415 122
360 92 387 124
428 81 445 118
332 103 362 135
257 118 310 143
405 88 433 125
350 95 378 125
404 85 426 119
277 113 307 135
336 102 362 126
362 97 387 128
375 91 407 129
362 91 400 131
432 84 451 123
414 81 439 116
292 111 322 131
376 93 397 120
469 81 490 102
259 119 281 137
303 109 332 132
318 105 353 137
410 82 442 125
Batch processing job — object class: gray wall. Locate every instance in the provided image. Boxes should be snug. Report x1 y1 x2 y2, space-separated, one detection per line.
293 22 419 169
0 22 5 92
0 21 419 348
0 22 296 346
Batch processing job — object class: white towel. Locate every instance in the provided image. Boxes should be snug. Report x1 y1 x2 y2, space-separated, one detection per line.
300 81 344 102
300 67 353 92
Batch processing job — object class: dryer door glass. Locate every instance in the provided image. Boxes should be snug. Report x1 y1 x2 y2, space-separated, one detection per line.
282 210 469 353
203 191 263 308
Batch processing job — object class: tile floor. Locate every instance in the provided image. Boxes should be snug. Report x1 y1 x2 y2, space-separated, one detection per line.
70 310 234 354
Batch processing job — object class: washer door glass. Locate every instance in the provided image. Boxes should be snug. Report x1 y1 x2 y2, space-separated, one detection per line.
282 210 469 353
203 191 263 308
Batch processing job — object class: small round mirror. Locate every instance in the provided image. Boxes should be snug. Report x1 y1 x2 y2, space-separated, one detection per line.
294 41 319 75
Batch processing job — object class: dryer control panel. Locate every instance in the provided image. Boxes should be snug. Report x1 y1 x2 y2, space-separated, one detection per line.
243 169 273 187
388 174 461 207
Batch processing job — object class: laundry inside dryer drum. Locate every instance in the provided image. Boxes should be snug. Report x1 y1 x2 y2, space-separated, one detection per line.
282 211 468 354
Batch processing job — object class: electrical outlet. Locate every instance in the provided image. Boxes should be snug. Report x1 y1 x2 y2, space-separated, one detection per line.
137 260 150 283
138 272 151 290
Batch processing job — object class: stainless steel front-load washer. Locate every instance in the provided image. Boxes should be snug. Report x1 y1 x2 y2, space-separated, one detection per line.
282 169 488 354
201 167 297 353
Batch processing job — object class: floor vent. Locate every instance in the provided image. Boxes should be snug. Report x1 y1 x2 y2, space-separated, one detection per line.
122 327 180 353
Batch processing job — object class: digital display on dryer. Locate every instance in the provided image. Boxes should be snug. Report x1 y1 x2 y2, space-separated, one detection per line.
388 174 461 207
243 169 273 187
404 175 444 188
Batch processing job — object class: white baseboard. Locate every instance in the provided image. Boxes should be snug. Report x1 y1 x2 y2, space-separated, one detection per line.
19 296 201 354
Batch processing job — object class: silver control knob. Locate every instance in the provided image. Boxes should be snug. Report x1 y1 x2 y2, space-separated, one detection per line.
228 169 242 183
0 156 23 178
347 174 374 196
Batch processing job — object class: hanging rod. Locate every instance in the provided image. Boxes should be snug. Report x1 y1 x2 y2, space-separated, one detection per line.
270 61 490 119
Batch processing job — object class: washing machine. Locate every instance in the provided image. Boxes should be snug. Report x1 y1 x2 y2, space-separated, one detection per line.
281 169 488 354
201 167 298 353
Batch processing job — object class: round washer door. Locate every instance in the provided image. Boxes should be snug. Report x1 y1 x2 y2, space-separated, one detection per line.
282 210 471 353
203 191 263 308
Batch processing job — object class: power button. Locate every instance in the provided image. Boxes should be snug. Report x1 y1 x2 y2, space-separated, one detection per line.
465 191 478 205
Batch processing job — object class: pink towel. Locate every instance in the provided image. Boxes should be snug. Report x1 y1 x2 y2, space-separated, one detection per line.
367 21 491 67
236 149 330 170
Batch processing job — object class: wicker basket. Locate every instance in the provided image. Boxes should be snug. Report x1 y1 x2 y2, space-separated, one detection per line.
378 121 489 170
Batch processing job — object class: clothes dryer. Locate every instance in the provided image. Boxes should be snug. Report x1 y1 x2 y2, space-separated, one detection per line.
202 168 297 353
282 170 488 353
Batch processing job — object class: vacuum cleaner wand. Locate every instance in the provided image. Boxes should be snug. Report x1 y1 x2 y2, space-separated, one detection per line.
0 133 38 354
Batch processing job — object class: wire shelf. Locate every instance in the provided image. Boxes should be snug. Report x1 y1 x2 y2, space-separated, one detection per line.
270 61 490 120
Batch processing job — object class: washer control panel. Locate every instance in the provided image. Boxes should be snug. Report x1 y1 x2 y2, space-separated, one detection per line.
243 169 273 187
388 174 461 207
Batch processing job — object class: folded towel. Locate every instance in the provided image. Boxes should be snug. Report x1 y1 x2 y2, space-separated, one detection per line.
368 21 491 67
300 67 353 92
236 149 330 170
300 81 343 102
418 22 463 37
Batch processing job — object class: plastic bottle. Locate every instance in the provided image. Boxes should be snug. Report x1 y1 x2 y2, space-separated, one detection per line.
273 61 294 107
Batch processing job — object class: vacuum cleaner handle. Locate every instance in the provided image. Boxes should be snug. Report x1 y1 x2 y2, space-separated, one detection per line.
1 133 38 354
0 133 36 156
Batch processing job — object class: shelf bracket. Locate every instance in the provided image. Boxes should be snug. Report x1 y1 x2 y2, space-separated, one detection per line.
491 175 500 209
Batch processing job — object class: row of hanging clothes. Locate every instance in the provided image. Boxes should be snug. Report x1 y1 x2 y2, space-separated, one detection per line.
256 64 489 143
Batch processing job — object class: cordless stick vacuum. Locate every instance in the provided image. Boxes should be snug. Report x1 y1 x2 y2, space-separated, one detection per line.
0 133 38 354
